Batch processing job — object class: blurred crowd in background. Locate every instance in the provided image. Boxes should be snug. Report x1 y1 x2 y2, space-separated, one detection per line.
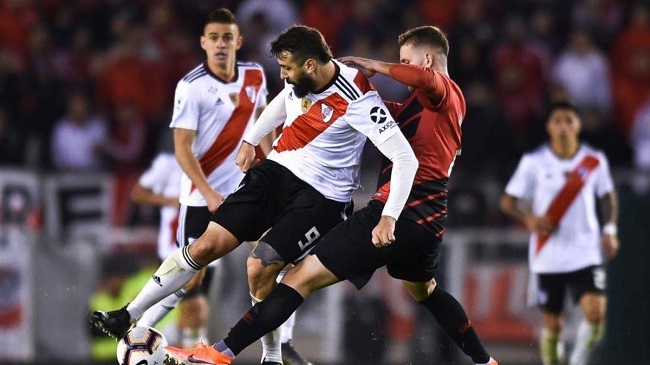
1 0 650 178
2 1 650 364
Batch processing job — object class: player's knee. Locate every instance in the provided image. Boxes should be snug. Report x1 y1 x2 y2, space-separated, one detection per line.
190 226 236 263
247 257 280 292
581 294 606 323
583 305 604 323
404 278 437 301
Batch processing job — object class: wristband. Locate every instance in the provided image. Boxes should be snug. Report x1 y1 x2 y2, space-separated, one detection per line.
602 222 617 236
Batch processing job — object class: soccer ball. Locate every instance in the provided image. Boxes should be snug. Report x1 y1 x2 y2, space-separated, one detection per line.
116 326 168 365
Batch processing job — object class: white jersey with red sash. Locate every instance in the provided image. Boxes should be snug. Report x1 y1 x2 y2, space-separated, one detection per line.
267 60 399 202
505 144 615 273
170 61 267 206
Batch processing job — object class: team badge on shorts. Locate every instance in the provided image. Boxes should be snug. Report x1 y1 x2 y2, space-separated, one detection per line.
301 97 312 113
229 92 240 106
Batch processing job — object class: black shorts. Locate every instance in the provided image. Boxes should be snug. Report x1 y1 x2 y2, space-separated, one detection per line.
177 205 216 295
535 265 607 314
313 200 442 289
177 205 212 247
212 159 353 264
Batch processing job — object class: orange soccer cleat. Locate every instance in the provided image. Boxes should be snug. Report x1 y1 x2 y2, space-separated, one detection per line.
164 341 233 365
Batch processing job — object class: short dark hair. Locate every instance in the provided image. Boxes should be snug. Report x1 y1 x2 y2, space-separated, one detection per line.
270 25 333 65
547 101 579 118
205 8 237 27
398 26 449 56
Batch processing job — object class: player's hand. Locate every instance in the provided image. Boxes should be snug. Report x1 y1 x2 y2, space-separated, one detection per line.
524 214 555 236
372 216 396 247
602 234 619 260
339 56 377 78
204 189 224 213
236 141 257 173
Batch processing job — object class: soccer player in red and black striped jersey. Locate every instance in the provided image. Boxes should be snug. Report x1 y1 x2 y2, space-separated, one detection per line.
164 26 497 365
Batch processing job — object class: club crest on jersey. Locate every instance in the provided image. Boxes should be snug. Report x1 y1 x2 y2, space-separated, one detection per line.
301 98 312 113
229 92 239 106
245 86 256 103
321 103 334 123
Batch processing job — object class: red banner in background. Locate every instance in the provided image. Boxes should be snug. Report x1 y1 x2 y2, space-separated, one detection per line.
463 263 537 342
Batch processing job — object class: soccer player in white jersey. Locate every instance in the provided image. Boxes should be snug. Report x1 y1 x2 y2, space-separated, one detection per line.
500 102 619 365
131 151 199 346
93 7 271 354
91 24 418 365
168 7 277 352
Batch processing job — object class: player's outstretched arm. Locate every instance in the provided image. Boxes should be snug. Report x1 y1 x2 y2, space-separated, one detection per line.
373 131 418 246
339 56 388 78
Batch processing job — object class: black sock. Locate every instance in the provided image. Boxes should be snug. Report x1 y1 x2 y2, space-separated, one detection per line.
223 283 304 355
419 287 490 364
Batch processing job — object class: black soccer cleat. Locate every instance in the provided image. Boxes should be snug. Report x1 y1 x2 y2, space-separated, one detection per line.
90 305 132 340
281 341 314 365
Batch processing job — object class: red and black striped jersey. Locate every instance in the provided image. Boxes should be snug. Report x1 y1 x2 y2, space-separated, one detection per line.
372 66 466 235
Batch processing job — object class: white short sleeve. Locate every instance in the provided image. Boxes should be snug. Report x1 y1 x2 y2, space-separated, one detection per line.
169 81 200 130
594 153 615 197
345 92 399 146
505 154 535 199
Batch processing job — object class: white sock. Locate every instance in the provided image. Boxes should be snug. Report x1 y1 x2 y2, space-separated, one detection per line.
276 270 295 344
280 312 296 344
127 247 201 321
570 319 602 365
136 289 186 327
252 294 282 363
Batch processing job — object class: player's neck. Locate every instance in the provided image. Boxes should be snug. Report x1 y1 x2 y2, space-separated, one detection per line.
313 61 336 91
207 60 236 82
551 140 579 159
433 65 449 76
432 56 449 76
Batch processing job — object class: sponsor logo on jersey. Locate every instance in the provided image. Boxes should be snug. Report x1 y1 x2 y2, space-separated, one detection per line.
370 106 388 124
214 97 224 106
229 92 239 106
245 86 256 103
378 120 396 133
321 103 334 123
301 98 312 113
208 86 218 94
